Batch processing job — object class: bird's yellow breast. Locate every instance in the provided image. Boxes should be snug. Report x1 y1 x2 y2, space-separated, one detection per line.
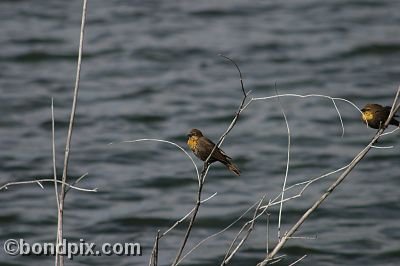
362 110 374 122
187 136 199 151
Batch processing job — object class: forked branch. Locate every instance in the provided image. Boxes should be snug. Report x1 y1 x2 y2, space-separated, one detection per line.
172 55 250 265
257 86 400 265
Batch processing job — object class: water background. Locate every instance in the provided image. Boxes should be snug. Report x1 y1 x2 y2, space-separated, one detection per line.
1 1 400 265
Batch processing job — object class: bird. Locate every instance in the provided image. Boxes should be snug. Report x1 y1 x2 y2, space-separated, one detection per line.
361 103 399 129
187 128 240 176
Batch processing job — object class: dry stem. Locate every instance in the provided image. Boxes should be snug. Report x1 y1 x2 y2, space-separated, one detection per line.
56 1 87 265
0 179 96 192
274 88 291 241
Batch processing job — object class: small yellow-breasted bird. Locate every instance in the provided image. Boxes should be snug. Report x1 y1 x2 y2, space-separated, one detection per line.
361 103 399 129
187 128 240 176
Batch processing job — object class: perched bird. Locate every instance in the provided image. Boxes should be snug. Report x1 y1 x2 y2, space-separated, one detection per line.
187 128 240 176
361 103 399 129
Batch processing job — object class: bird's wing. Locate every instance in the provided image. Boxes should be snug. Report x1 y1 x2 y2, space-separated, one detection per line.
206 137 232 160
198 137 232 162
385 106 398 117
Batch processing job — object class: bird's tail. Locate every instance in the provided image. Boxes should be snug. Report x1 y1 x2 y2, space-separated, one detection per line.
224 161 240 176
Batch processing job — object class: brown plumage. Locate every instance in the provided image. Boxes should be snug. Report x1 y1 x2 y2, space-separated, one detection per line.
187 128 240 176
361 103 399 129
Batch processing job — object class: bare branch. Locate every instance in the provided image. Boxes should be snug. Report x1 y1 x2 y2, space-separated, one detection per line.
162 208 195 238
59 0 87 201
218 54 246 96
57 1 88 265
65 172 90 195
172 55 249 265
149 231 160 266
288 255 307 266
36 181 44 189
266 212 270 257
51 98 60 266
274 86 291 240
243 93 362 137
113 139 200 183
257 86 400 265
0 179 96 193
161 193 217 238
51 98 60 210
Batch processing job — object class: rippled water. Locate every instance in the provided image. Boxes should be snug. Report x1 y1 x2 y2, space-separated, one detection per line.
1 1 400 265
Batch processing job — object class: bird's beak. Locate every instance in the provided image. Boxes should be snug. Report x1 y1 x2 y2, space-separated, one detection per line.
361 108 366 112
187 134 191 137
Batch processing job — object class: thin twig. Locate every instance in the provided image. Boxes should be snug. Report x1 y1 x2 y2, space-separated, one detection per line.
287 236 316 240
266 212 270 257
371 145 394 149
65 172 89 195
0 179 96 192
260 164 351 210
51 99 60 209
330 98 345 137
57 1 87 265
51 98 60 266
381 126 400 136
177 197 262 264
113 139 200 183
275 86 291 240
162 208 195 237
161 193 217 238
266 255 286 265
283 164 350 195
36 181 44 189
288 255 307 266
242 93 363 137
59 0 87 201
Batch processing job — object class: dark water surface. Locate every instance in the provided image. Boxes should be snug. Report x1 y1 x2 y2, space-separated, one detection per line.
1 1 400 265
